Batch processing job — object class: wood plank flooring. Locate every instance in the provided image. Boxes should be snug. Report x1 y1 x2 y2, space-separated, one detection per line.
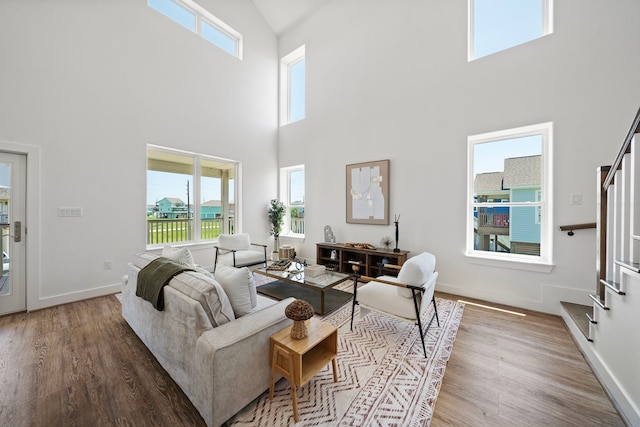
432 293 625 427
0 293 626 426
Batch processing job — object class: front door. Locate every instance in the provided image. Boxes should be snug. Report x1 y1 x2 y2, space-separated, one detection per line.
0 152 26 315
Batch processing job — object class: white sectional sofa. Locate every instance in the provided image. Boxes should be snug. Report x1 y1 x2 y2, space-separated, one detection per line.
122 252 293 427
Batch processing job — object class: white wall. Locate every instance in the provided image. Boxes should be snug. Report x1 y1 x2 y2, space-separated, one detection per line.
0 0 278 309
278 0 640 314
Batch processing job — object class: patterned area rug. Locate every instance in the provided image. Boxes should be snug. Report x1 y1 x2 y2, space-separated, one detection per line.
226 279 464 427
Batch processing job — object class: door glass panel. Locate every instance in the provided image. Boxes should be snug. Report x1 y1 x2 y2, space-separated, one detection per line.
0 162 11 296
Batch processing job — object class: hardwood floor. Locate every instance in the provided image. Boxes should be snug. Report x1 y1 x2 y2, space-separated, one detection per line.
0 293 626 426
0 295 206 427
432 292 626 427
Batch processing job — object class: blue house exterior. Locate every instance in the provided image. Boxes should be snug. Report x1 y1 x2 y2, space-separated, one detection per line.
156 197 188 219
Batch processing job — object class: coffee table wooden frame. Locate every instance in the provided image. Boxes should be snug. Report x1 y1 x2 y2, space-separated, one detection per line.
255 266 351 315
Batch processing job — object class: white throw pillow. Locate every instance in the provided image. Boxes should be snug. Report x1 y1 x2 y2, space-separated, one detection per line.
162 246 195 266
169 271 235 327
214 264 257 317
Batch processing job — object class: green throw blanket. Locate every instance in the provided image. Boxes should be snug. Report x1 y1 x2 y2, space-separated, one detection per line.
136 257 195 310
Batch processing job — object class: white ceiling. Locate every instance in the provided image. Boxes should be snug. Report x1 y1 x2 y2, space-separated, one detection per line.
251 0 332 35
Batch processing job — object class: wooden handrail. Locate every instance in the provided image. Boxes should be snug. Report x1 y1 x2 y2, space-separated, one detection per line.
603 104 640 190
559 222 596 236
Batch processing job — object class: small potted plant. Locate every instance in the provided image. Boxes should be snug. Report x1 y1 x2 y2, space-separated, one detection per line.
268 199 286 260
380 236 394 250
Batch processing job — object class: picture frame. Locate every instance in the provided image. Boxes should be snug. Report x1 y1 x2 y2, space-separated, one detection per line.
346 159 389 225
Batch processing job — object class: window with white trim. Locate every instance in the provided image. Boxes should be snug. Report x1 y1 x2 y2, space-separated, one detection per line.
469 0 553 60
280 45 305 125
147 145 238 247
280 165 305 236
467 123 552 264
148 0 242 58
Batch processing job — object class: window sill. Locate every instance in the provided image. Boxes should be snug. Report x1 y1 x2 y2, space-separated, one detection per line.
465 252 555 273
280 234 305 241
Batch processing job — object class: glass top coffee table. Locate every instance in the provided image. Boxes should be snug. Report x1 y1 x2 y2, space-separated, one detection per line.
255 264 352 315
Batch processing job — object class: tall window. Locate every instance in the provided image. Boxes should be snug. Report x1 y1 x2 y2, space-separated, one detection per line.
147 145 238 247
280 45 305 125
148 0 242 58
469 0 553 60
280 165 305 236
467 123 553 266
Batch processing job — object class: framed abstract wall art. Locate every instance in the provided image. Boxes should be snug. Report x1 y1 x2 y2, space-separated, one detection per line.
346 159 389 225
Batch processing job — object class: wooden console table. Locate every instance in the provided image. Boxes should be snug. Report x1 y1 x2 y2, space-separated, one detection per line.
316 243 409 277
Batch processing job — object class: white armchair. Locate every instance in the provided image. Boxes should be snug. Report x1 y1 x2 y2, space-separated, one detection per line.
213 233 268 273
350 252 440 357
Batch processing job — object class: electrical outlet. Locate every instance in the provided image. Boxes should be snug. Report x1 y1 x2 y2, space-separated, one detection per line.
103 260 113 270
59 207 83 217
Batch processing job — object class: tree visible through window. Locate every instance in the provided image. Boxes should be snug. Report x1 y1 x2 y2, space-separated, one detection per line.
281 165 305 236
469 0 553 60
468 123 552 263
147 146 238 246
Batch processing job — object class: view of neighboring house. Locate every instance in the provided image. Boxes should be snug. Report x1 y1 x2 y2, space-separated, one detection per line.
201 200 223 218
474 155 541 255
155 197 188 219
149 198 235 220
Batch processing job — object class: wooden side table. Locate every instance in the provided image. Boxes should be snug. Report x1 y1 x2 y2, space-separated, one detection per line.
269 317 338 421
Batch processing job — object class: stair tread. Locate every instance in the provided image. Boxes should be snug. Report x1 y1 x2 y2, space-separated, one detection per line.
561 301 591 340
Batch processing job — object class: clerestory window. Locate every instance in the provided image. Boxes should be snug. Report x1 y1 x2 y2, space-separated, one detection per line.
467 123 553 269
469 0 553 60
147 145 238 247
280 45 306 125
148 0 242 58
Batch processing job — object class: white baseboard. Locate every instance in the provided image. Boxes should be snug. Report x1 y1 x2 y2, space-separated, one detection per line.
32 282 123 311
561 307 640 427
435 280 593 315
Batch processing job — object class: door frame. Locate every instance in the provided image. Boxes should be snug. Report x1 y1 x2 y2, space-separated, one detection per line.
0 140 41 312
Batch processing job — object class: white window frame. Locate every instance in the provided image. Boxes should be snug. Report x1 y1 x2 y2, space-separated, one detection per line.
468 0 553 61
466 122 553 272
280 45 306 126
147 144 240 248
279 165 305 238
148 0 243 59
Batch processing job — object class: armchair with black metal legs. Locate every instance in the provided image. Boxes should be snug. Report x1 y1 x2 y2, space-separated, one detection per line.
213 233 267 273
350 252 440 358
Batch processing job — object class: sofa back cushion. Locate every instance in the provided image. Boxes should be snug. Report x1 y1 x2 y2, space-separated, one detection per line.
218 233 251 251
169 271 235 327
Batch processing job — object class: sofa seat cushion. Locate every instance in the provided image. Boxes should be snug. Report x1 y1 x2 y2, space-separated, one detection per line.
214 264 257 317
217 250 266 268
169 271 235 327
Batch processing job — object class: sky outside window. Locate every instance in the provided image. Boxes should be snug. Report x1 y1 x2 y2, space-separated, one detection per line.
148 0 195 31
472 0 546 59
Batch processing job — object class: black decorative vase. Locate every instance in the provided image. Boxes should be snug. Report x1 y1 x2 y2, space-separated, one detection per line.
393 221 400 252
